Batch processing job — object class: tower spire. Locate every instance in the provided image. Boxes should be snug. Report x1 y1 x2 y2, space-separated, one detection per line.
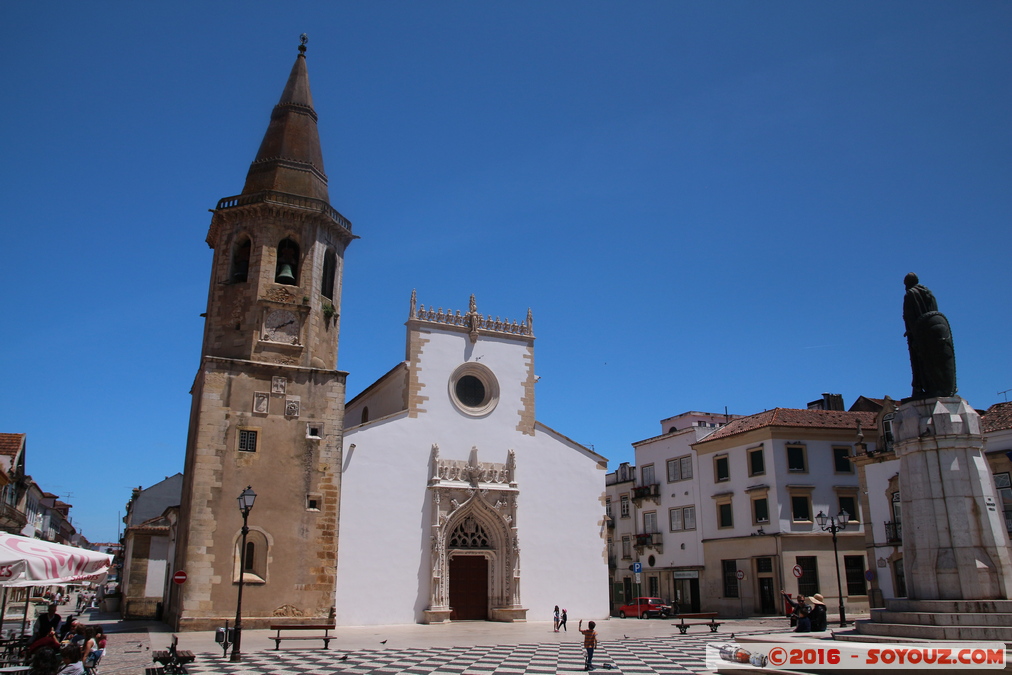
242 34 329 201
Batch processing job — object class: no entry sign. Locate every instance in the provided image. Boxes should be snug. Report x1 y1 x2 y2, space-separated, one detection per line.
173 570 188 585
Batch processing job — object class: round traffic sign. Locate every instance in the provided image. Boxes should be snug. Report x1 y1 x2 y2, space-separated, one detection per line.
792 564 803 578
865 569 876 582
173 570 188 585
735 569 745 580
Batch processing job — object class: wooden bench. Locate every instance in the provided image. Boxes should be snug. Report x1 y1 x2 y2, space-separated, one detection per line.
270 624 335 650
673 612 722 634
152 635 195 674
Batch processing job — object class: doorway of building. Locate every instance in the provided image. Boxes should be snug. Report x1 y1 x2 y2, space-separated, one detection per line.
449 555 488 620
759 578 776 614
673 578 700 613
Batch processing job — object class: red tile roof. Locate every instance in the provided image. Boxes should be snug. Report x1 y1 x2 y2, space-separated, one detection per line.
983 402 1012 434
0 434 25 458
695 408 877 444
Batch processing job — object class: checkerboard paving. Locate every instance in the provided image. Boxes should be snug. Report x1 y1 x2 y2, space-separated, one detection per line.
184 629 788 675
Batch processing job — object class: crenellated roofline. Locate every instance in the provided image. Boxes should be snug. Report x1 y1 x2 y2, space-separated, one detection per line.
407 291 534 342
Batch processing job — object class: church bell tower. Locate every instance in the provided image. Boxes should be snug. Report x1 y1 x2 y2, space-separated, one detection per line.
169 37 354 630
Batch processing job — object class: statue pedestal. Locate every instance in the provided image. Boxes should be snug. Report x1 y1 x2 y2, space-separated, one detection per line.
893 396 1012 600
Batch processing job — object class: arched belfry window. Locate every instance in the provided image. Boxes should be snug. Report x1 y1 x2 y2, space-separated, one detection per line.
231 236 252 283
321 248 337 300
275 238 300 286
448 516 491 549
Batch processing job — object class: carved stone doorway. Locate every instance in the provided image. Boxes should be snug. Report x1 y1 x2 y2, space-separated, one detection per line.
449 555 488 620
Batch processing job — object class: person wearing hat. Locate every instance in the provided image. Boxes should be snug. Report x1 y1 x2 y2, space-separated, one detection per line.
808 594 828 631
780 590 811 632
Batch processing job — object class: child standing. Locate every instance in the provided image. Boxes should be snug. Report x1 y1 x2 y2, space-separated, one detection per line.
553 605 560 632
578 619 597 671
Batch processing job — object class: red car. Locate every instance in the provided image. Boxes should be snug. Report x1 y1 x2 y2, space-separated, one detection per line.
617 597 674 619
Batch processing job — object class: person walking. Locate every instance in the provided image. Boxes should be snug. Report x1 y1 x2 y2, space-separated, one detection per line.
558 608 568 632
578 619 598 671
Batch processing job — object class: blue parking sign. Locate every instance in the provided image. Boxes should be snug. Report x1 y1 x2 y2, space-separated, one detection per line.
632 562 642 573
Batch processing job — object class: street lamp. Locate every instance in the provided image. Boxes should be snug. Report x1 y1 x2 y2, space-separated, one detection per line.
816 509 849 628
230 486 256 662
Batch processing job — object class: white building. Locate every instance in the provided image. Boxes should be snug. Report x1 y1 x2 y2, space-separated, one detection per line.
625 411 738 613
336 293 610 625
692 406 877 617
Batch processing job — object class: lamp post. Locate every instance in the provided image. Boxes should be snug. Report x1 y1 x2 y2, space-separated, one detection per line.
816 509 849 628
230 486 256 662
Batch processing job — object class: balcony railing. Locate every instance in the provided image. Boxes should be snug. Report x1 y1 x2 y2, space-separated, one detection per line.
885 520 902 543
216 190 353 234
633 484 659 500
0 502 27 531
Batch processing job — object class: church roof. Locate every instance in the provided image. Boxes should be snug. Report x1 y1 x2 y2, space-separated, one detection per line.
241 37 330 202
696 408 876 444
983 401 1012 434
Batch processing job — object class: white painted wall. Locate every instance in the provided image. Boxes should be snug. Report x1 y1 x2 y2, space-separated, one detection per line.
336 326 609 625
145 537 170 598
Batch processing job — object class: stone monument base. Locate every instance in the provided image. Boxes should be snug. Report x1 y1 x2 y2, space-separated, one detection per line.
851 598 1012 643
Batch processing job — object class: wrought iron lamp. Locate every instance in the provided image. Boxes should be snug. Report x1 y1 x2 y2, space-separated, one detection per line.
816 509 849 627
230 486 257 662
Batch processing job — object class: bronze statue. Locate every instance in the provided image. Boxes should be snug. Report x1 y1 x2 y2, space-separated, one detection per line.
903 273 956 399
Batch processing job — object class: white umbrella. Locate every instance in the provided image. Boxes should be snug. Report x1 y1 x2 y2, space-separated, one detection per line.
0 532 112 587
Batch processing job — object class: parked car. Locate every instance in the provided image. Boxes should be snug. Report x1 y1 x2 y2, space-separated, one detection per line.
617 597 675 619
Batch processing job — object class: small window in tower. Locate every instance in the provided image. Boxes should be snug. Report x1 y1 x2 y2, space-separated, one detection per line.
361 407 369 424
275 237 300 286
231 236 252 283
321 248 336 299
237 428 258 453
244 542 255 571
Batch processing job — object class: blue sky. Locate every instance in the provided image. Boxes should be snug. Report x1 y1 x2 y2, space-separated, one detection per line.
2 2 1010 543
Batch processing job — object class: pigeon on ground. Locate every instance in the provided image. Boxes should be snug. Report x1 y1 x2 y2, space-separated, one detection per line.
380 640 387 644
340 654 348 661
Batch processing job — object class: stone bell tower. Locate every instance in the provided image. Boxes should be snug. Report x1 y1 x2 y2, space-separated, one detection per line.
168 37 355 630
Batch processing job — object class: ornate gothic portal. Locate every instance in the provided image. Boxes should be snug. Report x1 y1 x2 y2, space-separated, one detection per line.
424 447 528 623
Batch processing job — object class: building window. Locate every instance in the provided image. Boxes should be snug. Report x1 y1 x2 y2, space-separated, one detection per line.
605 498 612 518
275 237 300 285
833 447 853 473
237 428 258 453
891 491 902 524
786 445 807 472
230 235 252 283
620 495 630 518
753 497 769 524
321 248 337 299
844 556 867 596
448 363 500 417
748 446 765 476
714 455 730 483
643 511 658 534
722 560 739 597
791 494 812 522
718 501 734 529
669 506 695 531
838 495 858 522
756 557 773 574
796 556 819 596
667 455 692 482
641 464 655 486
621 536 631 559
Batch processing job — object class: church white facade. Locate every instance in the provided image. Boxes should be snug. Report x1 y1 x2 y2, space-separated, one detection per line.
336 292 610 625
